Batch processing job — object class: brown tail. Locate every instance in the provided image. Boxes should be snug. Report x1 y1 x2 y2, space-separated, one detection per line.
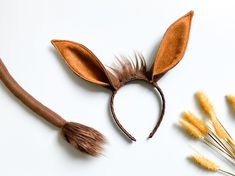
0 59 105 156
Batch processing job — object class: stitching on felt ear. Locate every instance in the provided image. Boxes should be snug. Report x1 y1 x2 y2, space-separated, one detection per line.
150 11 194 82
51 40 120 89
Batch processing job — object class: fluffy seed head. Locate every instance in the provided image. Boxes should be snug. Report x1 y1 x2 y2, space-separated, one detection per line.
195 91 215 119
179 119 204 139
191 154 219 172
182 111 208 135
61 122 105 156
226 95 235 112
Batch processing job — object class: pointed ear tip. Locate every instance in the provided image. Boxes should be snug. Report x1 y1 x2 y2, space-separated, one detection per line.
51 39 59 45
51 40 64 48
186 10 194 18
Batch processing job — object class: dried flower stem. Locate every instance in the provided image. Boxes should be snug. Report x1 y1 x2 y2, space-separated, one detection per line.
208 131 234 158
219 170 235 176
204 137 235 164
204 137 229 157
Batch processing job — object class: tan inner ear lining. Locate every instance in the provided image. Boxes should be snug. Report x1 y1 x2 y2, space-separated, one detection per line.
155 23 188 73
52 40 111 87
151 11 193 79
64 47 110 86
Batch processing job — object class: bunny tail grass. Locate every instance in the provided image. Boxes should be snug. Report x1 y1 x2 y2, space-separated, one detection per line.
226 95 235 112
191 154 235 175
182 111 208 135
61 122 105 156
190 154 219 172
195 91 215 119
179 119 204 139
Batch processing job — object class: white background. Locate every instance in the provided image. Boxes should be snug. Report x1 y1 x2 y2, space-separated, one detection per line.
0 0 235 175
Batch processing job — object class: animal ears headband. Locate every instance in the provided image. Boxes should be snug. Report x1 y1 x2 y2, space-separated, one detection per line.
0 11 193 157
51 11 194 141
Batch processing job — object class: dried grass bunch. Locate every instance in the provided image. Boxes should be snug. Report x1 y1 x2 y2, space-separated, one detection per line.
179 91 235 175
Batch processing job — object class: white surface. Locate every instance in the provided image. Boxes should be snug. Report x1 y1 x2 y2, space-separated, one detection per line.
0 0 235 175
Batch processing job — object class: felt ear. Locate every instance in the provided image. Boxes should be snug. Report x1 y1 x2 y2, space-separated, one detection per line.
150 11 193 81
51 40 120 89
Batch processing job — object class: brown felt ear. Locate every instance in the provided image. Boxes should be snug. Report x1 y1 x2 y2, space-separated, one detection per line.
150 11 193 81
51 40 120 89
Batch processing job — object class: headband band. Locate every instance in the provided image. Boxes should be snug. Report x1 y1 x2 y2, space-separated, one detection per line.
110 80 165 141
108 55 166 141
51 11 193 141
